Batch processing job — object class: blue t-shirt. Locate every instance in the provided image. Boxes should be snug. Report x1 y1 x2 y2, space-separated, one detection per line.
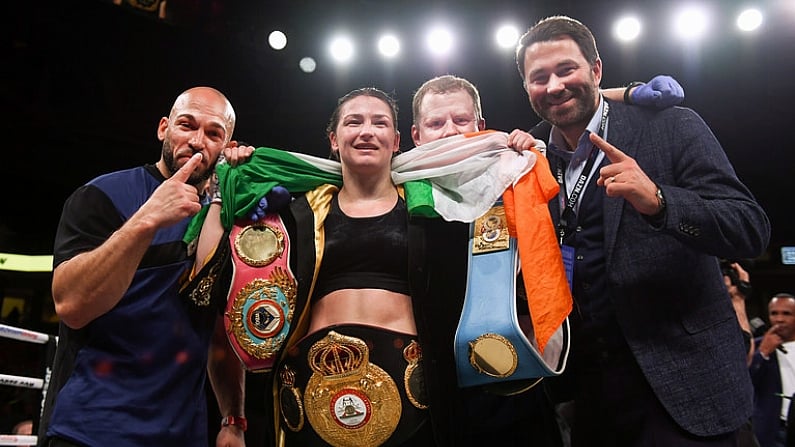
44 165 218 446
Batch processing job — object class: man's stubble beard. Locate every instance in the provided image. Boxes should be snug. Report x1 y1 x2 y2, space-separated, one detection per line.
161 138 212 187
531 81 599 131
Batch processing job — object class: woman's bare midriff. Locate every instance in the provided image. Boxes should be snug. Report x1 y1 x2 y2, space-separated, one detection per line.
308 288 417 335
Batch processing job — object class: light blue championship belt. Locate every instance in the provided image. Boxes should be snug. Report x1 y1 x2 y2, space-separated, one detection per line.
454 201 569 390
225 213 297 372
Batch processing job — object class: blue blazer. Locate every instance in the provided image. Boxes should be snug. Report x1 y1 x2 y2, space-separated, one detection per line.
546 100 770 436
750 340 785 447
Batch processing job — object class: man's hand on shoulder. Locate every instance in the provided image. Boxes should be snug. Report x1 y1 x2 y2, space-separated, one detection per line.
506 129 546 155
630 75 685 109
223 141 256 167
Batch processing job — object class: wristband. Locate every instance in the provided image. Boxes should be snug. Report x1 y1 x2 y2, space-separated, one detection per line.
737 279 753 297
221 415 247 432
624 81 645 105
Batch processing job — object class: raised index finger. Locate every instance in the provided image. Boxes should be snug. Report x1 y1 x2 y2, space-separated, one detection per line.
172 152 203 183
589 132 627 163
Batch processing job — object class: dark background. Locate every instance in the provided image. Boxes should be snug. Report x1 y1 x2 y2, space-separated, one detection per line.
1 0 793 439
3 0 793 257
2 1 793 292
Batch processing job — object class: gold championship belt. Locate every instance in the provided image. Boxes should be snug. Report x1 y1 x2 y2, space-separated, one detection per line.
303 331 401 447
455 202 569 391
225 214 296 372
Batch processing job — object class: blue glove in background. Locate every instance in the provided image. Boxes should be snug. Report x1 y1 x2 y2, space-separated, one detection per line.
630 75 685 109
249 186 292 221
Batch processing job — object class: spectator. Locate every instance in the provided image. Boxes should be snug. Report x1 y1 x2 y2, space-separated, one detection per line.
723 261 762 447
750 293 795 447
13 419 33 447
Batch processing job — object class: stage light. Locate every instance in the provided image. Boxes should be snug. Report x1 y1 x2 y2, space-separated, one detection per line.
495 24 519 49
614 16 642 42
426 26 454 56
736 8 763 32
268 30 287 50
673 5 710 41
329 35 354 63
299 57 316 73
378 34 401 58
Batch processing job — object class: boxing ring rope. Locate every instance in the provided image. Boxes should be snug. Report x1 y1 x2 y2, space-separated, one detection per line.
0 324 57 446
0 434 37 446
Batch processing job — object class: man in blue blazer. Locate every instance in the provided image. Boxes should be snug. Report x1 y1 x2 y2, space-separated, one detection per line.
750 293 795 447
515 16 770 446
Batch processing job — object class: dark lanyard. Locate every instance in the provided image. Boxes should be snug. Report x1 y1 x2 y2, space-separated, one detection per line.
556 101 609 244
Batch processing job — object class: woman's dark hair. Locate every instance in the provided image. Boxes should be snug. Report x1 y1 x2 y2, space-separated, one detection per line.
325 87 399 135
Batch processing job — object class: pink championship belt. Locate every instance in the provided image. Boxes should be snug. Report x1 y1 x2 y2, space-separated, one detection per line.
225 214 297 372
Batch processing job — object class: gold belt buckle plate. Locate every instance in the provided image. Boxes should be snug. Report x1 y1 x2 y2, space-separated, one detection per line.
227 271 296 360
304 331 401 447
234 222 285 267
473 204 510 254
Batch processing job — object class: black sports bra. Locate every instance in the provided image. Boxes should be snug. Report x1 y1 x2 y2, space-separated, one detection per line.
312 194 410 300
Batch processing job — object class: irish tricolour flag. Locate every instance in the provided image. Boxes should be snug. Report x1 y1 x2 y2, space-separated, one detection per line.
184 130 571 356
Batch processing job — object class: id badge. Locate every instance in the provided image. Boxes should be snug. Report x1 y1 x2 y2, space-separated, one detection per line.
560 244 575 291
